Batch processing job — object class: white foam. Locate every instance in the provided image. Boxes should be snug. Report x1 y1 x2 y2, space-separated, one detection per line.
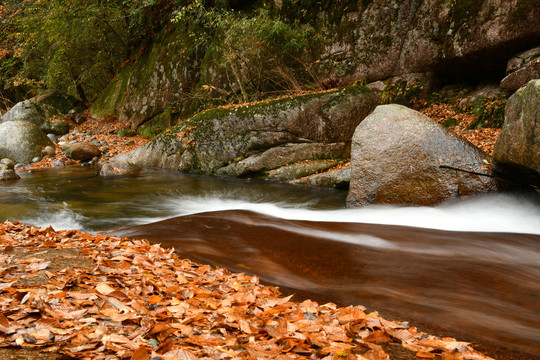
20 203 85 231
161 193 540 235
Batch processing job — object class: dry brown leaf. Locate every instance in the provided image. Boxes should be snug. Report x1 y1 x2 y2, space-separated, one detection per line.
96 283 116 295
131 346 151 360
0 313 9 333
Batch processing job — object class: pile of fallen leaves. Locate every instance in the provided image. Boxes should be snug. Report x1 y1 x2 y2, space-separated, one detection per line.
0 221 494 360
418 102 501 155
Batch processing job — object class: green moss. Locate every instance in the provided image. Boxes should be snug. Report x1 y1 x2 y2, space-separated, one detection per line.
91 21 204 122
117 128 137 137
452 0 486 27
442 118 459 127
91 68 130 117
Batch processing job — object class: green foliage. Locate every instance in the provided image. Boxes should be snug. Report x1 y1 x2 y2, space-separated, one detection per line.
381 80 424 105
1 0 178 103
466 98 506 129
173 2 326 106
138 125 164 139
442 118 459 128
117 128 137 137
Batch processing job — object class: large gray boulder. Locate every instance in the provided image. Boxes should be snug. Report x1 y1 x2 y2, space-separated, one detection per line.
346 0 540 82
347 105 497 207
0 121 54 163
119 86 378 176
0 100 44 127
493 79 540 187
1 91 74 135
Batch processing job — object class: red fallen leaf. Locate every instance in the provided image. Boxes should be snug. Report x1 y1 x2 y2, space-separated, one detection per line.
147 294 163 304
155 338 174 354
96 283 116 295
109 290 130 301
364 330 392 343
441 350 464 360
0 235 15 243
162 348 199 360
0 313 10 333
386 328 415 342
149 323 171 336
131 346 151 360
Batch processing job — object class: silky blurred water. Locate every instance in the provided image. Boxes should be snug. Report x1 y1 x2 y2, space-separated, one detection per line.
1 166 539 235
2 166 540 359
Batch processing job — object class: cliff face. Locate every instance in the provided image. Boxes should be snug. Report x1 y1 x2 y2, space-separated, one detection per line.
305 0 540 82
92 0 539 128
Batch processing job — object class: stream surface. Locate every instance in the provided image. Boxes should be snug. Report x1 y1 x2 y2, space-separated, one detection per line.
1 166 540 359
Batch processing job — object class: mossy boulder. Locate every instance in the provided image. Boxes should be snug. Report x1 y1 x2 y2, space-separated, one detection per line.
119 86 378 176
277 0 540 82
1 91 75 134
347 104 497 207
0 100 45 128
493 79 540 188
0 121 54 163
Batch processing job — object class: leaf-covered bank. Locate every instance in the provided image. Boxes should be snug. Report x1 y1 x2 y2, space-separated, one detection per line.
0 220 496 360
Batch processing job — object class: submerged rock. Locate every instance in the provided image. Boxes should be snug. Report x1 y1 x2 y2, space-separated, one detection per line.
99 160 141 176
347 104 497 207
0 167 19 181
0 121 54 163
493 79 540 187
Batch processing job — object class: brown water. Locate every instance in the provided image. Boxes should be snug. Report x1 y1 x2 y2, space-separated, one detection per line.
109 210 540 360
2 166 540 359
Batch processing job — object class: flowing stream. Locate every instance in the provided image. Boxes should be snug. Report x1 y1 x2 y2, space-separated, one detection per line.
1 166 539 359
